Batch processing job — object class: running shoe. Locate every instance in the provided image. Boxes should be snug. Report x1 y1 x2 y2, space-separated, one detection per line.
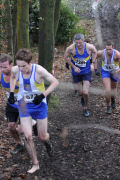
111 97 116 109
33 124 38 136
72 90 78 97
83 109 90 117
81 97 85 106
10 143 24 155
106 106 112 114
44 141 54 157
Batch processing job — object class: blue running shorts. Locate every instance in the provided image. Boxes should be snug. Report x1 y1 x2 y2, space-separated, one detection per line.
18 100 48 120
72 72 91 83
101 68 119 82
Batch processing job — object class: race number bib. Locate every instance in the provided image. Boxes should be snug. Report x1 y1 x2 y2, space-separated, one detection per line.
103 64 116 71
24 94 35 103
75 58 86 67
23 90 40 103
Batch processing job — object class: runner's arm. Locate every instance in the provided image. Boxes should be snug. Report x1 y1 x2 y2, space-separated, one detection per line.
115 51 120 73
89 44 97 65
87 44 97 71
37 65 59 97
117 51 120 63
64 46 76 69
10 66 18 92
97 50 103 58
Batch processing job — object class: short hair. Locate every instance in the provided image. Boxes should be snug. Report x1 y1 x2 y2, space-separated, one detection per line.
74 33 84 41
15 49 32 63
0 53 12 64
106 40 113 46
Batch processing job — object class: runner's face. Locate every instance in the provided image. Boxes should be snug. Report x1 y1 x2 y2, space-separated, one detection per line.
0 61 11 75
106 45 113 56
75 39 84 49
16 60 31 74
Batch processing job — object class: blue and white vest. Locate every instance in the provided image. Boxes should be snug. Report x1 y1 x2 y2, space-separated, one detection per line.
102 49 119 72
71 42 91 75
17 64 46 104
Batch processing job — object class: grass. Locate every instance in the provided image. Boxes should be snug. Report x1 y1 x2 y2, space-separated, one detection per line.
48 93 59 112
117 12 120 22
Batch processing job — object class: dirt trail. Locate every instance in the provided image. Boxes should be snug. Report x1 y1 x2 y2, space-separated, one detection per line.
1 20 120 180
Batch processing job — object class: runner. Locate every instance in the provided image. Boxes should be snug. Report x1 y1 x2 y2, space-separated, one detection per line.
9 49 59 173
97 40 120 114
0 53 24 154
64 33 97 116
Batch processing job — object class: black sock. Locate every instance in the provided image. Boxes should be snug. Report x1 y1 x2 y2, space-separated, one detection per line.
43 140 51 148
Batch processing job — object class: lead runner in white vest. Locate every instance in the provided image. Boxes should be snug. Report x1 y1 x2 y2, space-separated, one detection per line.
9 49 59 174
17 64 47 104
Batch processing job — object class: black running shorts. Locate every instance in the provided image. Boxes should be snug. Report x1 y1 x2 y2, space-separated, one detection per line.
5 103 19 123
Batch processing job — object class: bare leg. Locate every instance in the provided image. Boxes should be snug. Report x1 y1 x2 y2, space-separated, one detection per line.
82 81 90 109
8 121 25 155
26 139 39 174
37 118 49 141
16 124 23 134
37 118 53 157
103 78 111 106
8 122 22 143
111 80 118 98
111 80 118 109
74 82 83 96
20 117 39 173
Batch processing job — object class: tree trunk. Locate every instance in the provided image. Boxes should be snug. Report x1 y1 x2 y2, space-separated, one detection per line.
39 0 55 72
39 0 61 73
4 0 13 55
54 0 61 38
16 0 29 51
12 1 17 56
0 2 4 52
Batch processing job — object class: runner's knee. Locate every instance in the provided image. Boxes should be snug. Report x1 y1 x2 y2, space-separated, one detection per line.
83 91 88 96
25 134 33 142
39 132 49 141
106 89 111 95
16 125 23 134
8 122 16 131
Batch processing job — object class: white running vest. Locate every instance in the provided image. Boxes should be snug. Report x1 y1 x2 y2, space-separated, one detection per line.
102 49 119 72
17 64 46 103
